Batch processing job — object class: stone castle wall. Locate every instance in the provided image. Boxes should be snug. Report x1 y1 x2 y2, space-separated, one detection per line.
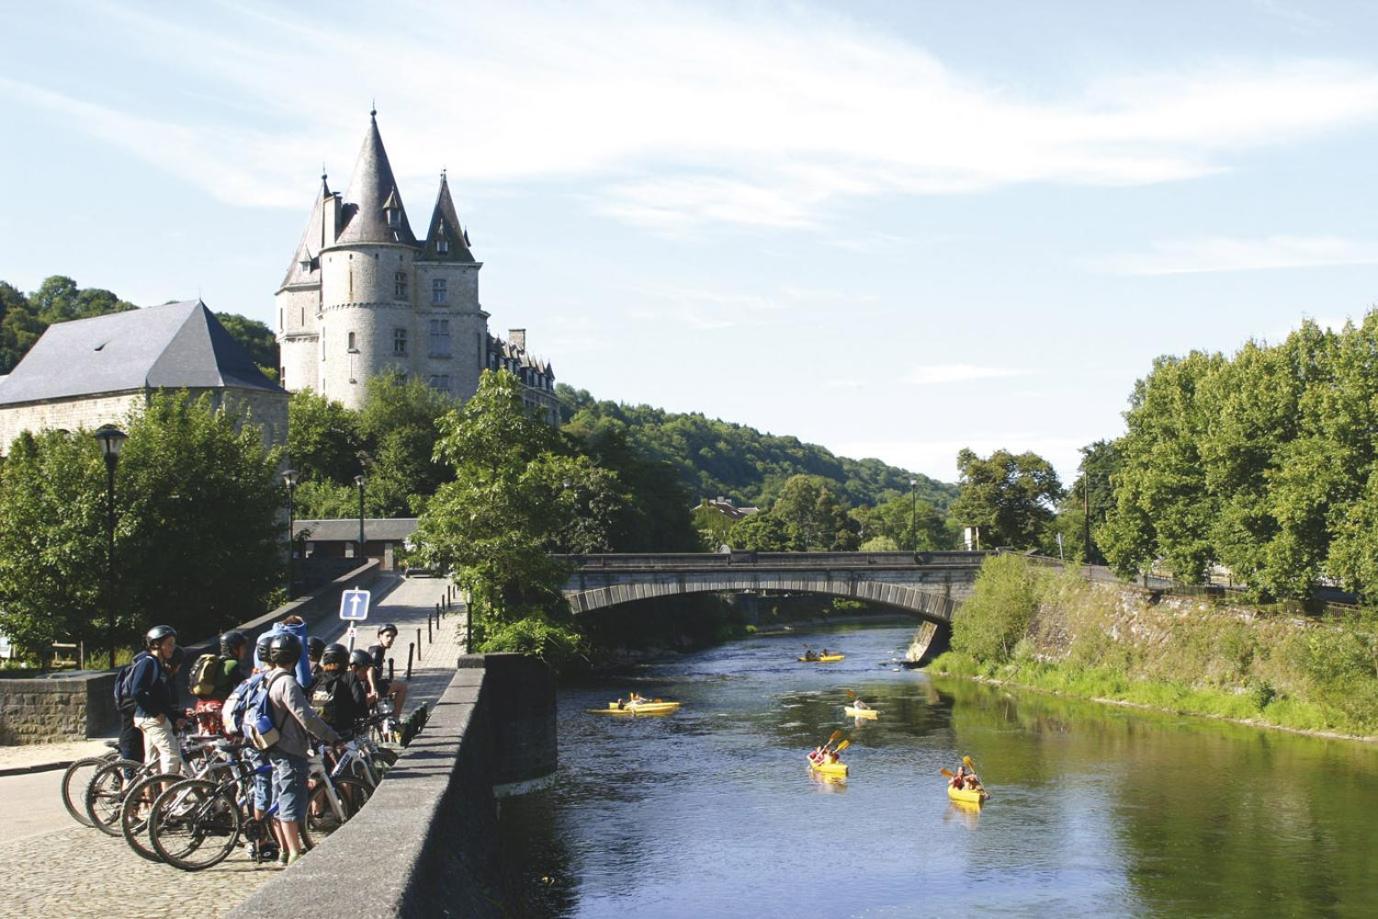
0 392 145 454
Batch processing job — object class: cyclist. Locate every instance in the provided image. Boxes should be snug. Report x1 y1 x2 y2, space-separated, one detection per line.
365 623 408 716
191 629 251 735
306 636 326 690
264 632 341 866
129 625 187 776
311 643 368 738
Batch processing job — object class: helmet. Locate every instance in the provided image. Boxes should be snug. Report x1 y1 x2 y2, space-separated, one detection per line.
307 636 326 660
255 631 275 660
321 643 350 667
145 625 176 648
348 649 372 669
220 629 248 656
377 623 398 637
267 632 302 666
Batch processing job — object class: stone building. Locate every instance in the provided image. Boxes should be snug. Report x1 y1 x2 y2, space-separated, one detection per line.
0 299 287 454
276 110 558 420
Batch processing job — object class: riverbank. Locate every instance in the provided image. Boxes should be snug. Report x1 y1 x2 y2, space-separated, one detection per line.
934 554 1378 740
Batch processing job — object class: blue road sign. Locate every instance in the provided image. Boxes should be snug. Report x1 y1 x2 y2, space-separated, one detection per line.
339 588 371 621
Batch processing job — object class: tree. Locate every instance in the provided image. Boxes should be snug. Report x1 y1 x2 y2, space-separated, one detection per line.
851 493 948 551
1059 440 1121 563
728 511 792 551
117 392 284 640
287 390 365 486
215 312 280 381
0 431 107 659
769 474 859 550
359 372 456 516
948 448 1063 550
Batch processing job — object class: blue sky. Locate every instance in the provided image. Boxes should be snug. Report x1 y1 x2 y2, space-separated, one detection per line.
5 1 1378 484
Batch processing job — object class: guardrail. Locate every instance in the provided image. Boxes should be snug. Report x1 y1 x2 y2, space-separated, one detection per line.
557 550 990 570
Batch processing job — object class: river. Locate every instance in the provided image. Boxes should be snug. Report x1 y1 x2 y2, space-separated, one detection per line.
496 622 1378 917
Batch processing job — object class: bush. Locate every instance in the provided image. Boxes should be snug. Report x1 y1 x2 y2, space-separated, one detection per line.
951 554 1040 664
476 615 585 673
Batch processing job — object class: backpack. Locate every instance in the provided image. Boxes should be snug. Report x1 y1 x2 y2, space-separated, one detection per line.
247 671 289 751
113 652 149 714
188 653 221 699
310 672 348 727
223 671 262 736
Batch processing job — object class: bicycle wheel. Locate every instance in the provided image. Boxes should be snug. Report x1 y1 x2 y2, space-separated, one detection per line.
61 753 117 827
120 772 184 862
149 779 241 872
305 775 371 842
84 759 144 835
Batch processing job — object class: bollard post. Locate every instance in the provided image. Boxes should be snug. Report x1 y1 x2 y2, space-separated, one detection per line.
406 643 414 680
416 628 422 661
389 658 395 682
428 615 433 643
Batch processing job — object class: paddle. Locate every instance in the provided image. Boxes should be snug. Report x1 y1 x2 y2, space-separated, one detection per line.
961 754 990 798
941 768 955 777
834 740 850 753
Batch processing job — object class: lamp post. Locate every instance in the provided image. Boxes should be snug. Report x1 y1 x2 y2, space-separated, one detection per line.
93 425 127 669
354 474 366 560
282 468 297 595
909 477 918 552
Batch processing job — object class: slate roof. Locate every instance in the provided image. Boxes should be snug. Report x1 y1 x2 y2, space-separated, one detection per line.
419 172 476 263
335 113 416 247
279 176 332 291
0 300 284 406
294 518 419 543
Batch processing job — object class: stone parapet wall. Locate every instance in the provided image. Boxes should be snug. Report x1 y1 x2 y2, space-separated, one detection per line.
0 392 144 455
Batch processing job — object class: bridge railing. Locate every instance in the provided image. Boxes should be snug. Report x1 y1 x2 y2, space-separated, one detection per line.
556 550 989 570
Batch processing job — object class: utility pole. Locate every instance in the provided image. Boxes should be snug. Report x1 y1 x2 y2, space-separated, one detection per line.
909 477 917 552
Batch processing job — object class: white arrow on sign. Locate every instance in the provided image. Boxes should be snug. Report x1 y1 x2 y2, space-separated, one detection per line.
339 588 372 621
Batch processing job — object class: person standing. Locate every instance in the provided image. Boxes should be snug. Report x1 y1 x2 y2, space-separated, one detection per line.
365 623 407 716
264 632 341 865
129 625 186 776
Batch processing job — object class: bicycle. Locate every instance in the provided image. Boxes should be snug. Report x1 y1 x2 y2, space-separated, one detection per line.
120 739 242 861
60 740 120 827
83 732 221 835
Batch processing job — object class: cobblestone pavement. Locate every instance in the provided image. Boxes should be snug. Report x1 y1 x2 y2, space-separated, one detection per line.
0 573 467 916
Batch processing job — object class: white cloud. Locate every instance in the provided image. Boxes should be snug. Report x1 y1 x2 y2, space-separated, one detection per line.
905 364 1025 385
1093 235 1378 275
5 4 1378 228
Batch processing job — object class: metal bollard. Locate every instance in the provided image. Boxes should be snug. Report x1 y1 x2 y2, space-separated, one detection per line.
428 615 433 643
389 658 395 681
406 643 414 680
416 628 422 661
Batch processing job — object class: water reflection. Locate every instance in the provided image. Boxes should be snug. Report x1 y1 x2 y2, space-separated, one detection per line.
500 624 1378 918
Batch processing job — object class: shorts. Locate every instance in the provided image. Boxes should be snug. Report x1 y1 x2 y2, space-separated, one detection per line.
248 748 273 812
269 749 309 823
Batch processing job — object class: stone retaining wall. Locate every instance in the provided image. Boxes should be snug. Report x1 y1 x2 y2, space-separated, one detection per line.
0 560 381 745
232 652 557 919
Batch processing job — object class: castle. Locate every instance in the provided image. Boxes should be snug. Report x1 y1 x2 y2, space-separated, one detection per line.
275 111 557 420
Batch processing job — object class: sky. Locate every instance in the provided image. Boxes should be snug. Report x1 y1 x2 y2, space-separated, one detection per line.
5 0 1378 486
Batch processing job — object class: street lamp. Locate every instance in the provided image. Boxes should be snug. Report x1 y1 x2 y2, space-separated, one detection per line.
93 425 127 669
282 468 297 594
908 477 918 552
354 474 366 560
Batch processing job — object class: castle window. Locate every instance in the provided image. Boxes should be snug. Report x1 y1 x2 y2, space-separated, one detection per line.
347 331 358 353
394 328 407 355
386 207 400 228
437 235 449 254
432 278 447 305
395 272 408 299
429 319 451 357
428 374 450 392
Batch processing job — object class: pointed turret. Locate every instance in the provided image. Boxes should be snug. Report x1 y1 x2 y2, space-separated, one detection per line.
420 171 476 262
279 178 334 291
335 110 416 246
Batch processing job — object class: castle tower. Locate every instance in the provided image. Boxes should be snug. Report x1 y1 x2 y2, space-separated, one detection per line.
275 110 553 416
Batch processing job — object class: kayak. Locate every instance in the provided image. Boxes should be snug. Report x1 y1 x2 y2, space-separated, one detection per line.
797 654 845 662
587 701 681 716
843 706 877 719
808 755 849 778
947 784 988 805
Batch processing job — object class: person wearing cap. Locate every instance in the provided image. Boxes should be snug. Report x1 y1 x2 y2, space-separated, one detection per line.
130 625 187 776
365 623 407 716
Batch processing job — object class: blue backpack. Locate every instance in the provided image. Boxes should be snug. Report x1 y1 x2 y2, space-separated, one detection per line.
247 671 289 750
113 652 149 714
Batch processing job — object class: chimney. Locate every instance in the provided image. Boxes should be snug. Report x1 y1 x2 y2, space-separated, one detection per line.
508 329 526 351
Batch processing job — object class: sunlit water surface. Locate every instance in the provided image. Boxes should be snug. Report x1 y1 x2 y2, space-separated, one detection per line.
497 623 1378 917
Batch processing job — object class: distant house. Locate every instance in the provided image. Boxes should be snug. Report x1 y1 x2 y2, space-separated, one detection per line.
0 299 287 453
293 518 419 571
695 496 760 521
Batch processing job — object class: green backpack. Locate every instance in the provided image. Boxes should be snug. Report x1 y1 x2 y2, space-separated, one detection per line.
188 652 221 698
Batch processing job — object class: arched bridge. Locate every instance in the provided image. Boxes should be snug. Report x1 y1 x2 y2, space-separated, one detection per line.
558 551 989 622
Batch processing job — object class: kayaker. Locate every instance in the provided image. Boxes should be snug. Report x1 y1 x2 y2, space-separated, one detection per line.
803 649 819 661
951 765 967 789
852 698 870 710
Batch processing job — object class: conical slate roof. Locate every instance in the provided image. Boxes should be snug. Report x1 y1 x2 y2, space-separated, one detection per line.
420 172 476 263
279 177 332 290
0 301 283 406
336 112 416 246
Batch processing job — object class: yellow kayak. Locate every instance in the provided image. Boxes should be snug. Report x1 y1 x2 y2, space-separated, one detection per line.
947 784 988 805
808 755 849 778
588 701 681 716
797 654 845 662
844 706 877 719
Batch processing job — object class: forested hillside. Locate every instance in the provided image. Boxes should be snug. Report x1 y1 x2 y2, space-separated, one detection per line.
557 385 957 509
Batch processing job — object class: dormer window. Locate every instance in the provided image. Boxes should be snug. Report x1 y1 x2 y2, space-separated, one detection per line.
437 236 449 254
386 208 400 228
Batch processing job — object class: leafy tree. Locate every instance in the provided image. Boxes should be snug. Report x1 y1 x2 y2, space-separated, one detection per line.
851 493 948 551
117 392 284 639
0 281 36 373
359 372 456 516
948 448 1063 550
29 275 135 324
287 390 365 486
1059 440 1121 563
0 431 107 659
728 511 792 551
770 474 859 550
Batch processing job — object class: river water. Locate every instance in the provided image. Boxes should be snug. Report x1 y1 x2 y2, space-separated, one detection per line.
497 623 1378 917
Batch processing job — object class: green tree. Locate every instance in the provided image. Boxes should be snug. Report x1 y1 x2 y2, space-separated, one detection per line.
287 390 365 486
1059 440 1121 563
0 281 37 373
768 474 858 550
948 448 1063 550
851 493 948 551
117 392 284 639
215 312 280 381
728 511 792 551
0 431 107 659
359 372 455 516
29 276 136 324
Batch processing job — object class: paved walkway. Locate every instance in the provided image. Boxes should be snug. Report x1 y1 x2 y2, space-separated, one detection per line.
0 573 467 918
